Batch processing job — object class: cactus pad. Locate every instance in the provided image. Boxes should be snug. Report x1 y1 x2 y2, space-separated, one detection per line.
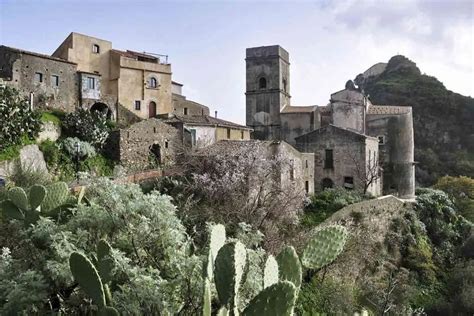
42 182 69 213
203 277 212 316
217 307 229 316
301 225 348 270
214 241 247 307
263 255 279 289
206 224 226 280
242 281 297 316
8 187 28 210
97 239 114 283
69 252 106 308
29 185 46 210
276 246 302 288
0 200 24 220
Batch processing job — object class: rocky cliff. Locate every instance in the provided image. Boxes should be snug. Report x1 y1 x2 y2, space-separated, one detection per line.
355 56 474 185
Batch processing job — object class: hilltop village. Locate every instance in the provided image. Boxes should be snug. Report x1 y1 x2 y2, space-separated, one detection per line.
0 32 415 198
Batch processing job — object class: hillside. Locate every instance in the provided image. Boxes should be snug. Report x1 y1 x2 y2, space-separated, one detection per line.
355 56 474 185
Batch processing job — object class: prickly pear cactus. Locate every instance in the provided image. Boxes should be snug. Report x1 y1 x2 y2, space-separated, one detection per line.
301 225 348 270
69 252 106 308
206 224 227 279
203 277 212 316
0 200 24 220
29 185 47 210
276 246 302 289
214 241 247 308
97 239 114 283
41 182 69 213
263 255 279 289
8 187 29 210
242 281 297 316
217 307 229 316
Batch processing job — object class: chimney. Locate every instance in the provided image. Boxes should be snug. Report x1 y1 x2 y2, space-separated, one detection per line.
215 111 218 118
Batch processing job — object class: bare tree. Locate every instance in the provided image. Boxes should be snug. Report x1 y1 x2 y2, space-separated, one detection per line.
348 149 381 195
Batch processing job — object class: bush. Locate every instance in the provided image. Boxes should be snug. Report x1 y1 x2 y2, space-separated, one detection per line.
302 188 366 227
62 137 96 159
434 176 474 222
40 111 61 126
63 108 109 148
0 85 41 151
296 277 358 314
0 135 36 162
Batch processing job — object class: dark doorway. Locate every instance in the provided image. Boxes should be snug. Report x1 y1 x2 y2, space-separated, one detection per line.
322 178 334 190
149 143 161 165
149 101 157 118
90 102 111 119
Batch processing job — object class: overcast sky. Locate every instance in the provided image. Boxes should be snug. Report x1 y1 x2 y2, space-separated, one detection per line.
1 0 472 124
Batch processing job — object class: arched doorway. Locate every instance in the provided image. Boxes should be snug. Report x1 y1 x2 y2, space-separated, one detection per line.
321 178 334 190
149 101 157 118
149 143 161 166
90 102 111 120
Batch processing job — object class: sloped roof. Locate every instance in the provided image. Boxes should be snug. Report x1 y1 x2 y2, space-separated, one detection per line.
295 124 377 141
281 105 317 113
195 139 277 156
367 105 411 115
165 114 252 130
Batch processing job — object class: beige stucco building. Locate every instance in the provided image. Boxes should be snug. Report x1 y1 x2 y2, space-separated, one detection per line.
52 32 173 120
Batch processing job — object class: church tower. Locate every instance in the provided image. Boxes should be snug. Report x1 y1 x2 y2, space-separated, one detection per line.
246 45 290 140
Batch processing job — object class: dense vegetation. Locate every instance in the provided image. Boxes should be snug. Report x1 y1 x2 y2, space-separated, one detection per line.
355 55 474 185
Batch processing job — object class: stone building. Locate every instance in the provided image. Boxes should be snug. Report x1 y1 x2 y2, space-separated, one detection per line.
105 118 188 170
164 114 252 148
195 140 315 195
246 45 415 198
0 32 216 126
0 45 78 112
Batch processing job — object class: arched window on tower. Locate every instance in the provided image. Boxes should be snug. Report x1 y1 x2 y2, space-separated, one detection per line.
149 77 158 88
259 77 267 89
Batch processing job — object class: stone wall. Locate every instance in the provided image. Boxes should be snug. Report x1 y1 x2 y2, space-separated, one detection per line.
0 46 78 112
280 111 316 146
113 118 183 170
296 125 381 195
172 93 210 116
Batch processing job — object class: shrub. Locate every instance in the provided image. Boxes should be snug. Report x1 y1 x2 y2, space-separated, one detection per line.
434 176 474 222
6 161 51 188
62 137 96 159
0 135 35 162
302 188 366 227
0 85 41 151
63 108 109 148
40 111 61 126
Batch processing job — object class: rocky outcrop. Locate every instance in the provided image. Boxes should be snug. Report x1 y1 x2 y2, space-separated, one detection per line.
0 144 48 179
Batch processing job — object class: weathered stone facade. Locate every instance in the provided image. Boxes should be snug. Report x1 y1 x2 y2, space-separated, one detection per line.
0 45 78 112
195 140 315 195
246 45 415 198
106 118 184 170
295 125 381 196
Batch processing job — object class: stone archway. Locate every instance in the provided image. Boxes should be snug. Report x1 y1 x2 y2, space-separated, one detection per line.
149 143 161 165
321 178 334 190
90 102 111 120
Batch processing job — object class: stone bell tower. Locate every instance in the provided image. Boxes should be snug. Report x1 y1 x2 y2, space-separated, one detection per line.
245 45 290 140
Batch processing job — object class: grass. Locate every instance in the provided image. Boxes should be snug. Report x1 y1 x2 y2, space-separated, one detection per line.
40 111 62 125
0 137 36 162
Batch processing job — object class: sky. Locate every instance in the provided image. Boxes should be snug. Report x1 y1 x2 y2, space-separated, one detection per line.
1 0 473 124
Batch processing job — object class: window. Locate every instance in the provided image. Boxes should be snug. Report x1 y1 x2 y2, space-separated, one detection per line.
344 177 354 189
305 160 308 168
35 72 43 83
378 135 385 144
165 141 169 149
324 149 334 169
227 128 231 139
305 181 309 193
283 78 287 92
135 100 141 110
190 129 196 147
241 130 244 139
149 77 158 88
259 77 267 89
183 107 188 115
87 77 95 89
92 44 100 54
289 162 294 181
51 75 59 87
